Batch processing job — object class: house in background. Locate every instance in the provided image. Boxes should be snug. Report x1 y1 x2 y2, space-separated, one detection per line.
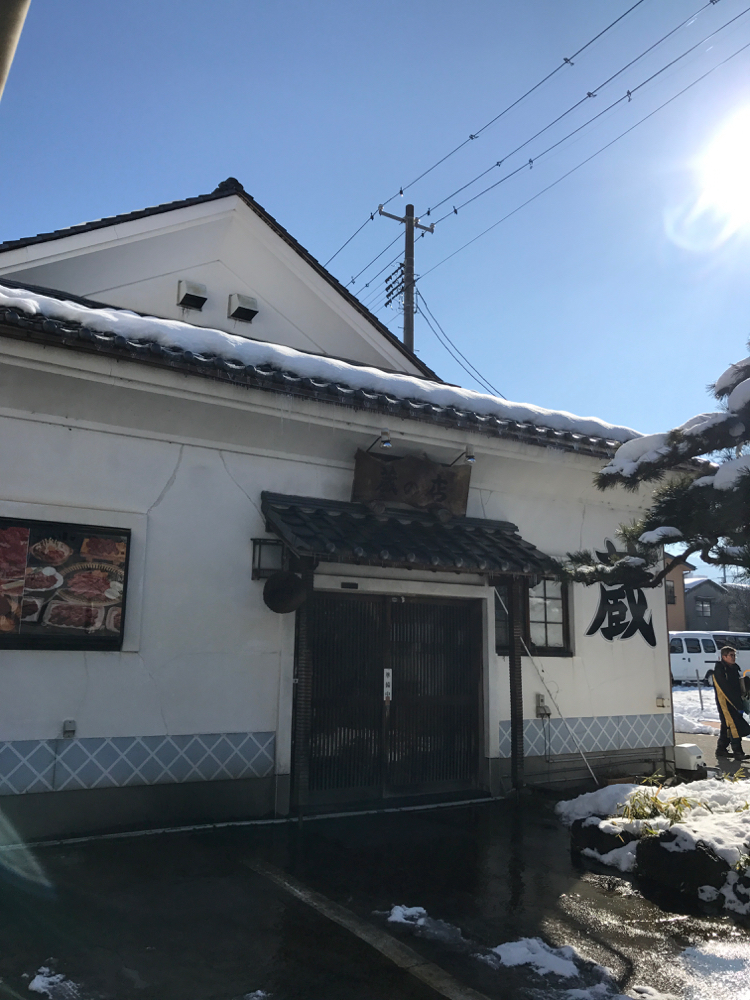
665 560 695 632
0 180 674 841
683 576 750 634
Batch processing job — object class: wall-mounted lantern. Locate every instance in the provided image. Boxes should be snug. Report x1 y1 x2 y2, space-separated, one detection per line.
251 538 285 580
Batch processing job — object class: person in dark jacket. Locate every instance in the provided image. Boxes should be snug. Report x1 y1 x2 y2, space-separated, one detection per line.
713 646 750 760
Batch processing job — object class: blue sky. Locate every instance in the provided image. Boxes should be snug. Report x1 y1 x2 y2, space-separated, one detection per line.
2 1 749 575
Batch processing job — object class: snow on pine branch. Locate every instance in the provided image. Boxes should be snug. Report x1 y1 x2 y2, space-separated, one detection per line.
563 342 750 588
638 526 682 544
714 355 750 397
0 283 641 443
598 412 732 486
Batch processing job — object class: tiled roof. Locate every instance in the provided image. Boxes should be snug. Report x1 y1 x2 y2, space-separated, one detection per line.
261 492 553 576
0 301 622 458
0 178 437 380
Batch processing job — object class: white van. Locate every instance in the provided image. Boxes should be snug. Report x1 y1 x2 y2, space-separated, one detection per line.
669 630 750 684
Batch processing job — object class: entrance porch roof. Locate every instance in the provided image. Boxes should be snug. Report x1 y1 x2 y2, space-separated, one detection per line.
261 492 553 576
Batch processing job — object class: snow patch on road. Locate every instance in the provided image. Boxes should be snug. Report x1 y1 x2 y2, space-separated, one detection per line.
482 936 580 977
27 967 80 998
386 904 468 945
385 907 660 998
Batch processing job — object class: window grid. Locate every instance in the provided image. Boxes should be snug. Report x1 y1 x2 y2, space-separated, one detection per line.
695 599 712 618
494 578 572 656
529 578 566 651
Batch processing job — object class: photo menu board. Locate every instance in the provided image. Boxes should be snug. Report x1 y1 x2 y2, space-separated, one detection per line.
0 517 130 650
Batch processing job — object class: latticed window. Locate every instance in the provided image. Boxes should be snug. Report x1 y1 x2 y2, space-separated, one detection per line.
529 578 567 650
494 577 572 656
695 598 712 617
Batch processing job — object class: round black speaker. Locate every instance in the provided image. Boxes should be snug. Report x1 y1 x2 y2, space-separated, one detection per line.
263 571 307 613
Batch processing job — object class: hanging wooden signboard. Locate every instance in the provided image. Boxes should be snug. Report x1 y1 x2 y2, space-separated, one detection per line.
351 449 471 517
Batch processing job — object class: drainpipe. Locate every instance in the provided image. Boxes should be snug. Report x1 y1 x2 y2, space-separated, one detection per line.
0 0 30 102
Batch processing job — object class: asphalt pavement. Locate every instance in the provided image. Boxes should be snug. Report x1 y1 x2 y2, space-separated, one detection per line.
0 793 746 1000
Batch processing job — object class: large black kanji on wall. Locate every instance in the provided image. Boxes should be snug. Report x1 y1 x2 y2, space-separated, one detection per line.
585 539 657 647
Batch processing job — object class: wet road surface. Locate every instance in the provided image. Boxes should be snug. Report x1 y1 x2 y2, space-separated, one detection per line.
0 795 746 999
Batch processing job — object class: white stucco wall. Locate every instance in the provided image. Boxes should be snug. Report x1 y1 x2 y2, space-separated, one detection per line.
0 335 671 776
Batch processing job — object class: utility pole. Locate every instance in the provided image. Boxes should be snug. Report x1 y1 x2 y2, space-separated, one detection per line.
378 203 433 354
0 0 30 102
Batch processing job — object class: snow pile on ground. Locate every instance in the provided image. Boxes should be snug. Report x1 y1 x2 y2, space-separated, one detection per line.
27 966 79 997
0 283 640 443
556 785 639 825
672 686 719 733
559 779 750 866
673 713 718 735
557 779 750 913
672 686 715 721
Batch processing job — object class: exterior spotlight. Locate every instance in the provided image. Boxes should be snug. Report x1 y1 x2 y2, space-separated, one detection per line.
380 429 392 449
449 445 476 466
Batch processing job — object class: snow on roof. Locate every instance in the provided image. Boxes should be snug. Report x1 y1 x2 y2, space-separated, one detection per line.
683 575 728 593
0 283 641 444
0 178 437 380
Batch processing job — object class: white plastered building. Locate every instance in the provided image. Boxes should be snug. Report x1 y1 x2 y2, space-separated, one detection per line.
0 179 673 839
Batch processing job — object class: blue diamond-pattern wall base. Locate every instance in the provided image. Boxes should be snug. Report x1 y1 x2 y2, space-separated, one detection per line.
498 714 673 758
0 732 275 795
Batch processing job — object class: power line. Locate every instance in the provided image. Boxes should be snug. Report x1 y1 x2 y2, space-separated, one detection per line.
416 297 505 398
418 291 507 398
422 0 723 219
346 232 402 287
322 0 648 267
414 34 750 285
341 0 737 292
323 213 374 267
350 231 428 297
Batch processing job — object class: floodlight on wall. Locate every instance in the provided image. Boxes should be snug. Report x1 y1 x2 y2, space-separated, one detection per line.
366 429 392 452
228 293 259 323
177 279 208 311
449 445 475 466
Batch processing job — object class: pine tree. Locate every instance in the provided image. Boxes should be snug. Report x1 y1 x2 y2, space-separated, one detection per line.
563 343 750 589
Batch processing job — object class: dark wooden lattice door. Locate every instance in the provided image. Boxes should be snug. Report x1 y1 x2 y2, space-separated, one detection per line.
297 593 481 807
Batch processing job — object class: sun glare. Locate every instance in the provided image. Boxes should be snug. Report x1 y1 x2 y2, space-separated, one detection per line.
698 106 750 235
